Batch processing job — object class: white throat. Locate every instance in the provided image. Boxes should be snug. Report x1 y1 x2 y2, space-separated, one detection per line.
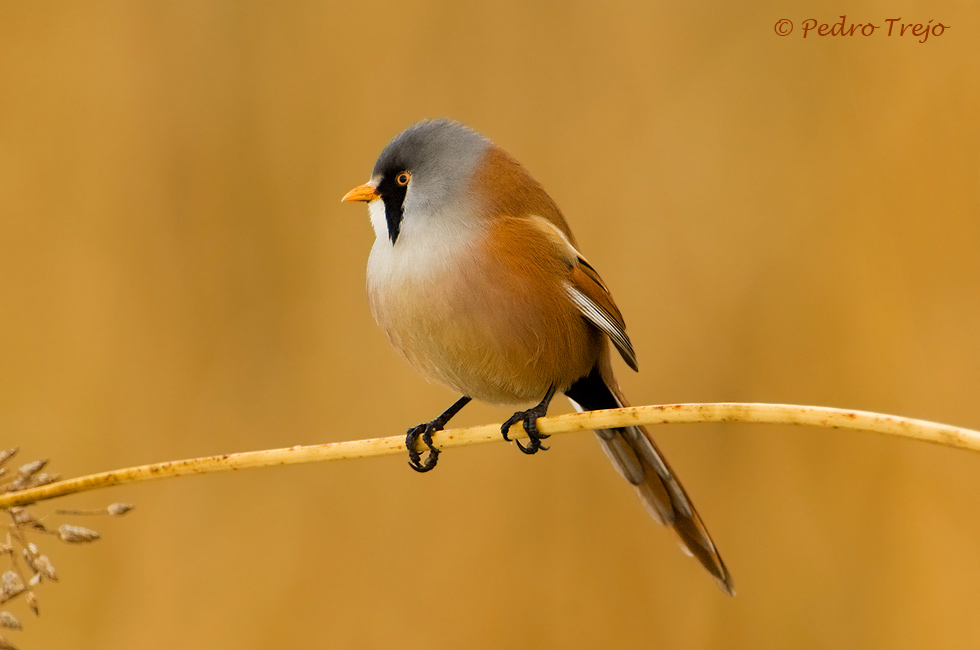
366 198 482 288
367 198 389 242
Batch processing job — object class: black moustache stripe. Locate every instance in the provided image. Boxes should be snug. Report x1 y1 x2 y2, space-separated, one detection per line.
377 174 408 245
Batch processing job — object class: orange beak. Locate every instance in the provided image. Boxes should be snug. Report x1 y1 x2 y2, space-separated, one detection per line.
341 184 379 203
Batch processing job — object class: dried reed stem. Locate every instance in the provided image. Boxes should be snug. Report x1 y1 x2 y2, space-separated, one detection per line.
1 403 977 509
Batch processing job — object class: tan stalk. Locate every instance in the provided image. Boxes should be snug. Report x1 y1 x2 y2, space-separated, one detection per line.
1 403 978 509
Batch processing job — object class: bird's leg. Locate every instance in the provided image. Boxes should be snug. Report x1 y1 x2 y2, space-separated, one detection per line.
501 385 557 455
406 396 472 473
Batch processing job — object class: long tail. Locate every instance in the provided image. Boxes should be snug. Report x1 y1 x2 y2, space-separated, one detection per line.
564 365 734 595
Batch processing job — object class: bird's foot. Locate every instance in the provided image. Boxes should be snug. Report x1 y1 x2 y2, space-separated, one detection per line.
406 421 441 472
404 395 472 473
501 402 551 455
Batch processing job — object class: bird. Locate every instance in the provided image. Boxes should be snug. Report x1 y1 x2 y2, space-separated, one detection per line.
342 119 733 595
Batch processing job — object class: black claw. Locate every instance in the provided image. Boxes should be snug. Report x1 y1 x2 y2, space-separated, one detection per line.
501 387 556 456
406 423 440 473
404 396 472 473
515 434 549 454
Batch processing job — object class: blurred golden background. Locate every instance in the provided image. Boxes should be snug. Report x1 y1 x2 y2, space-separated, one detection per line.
1 1 978 648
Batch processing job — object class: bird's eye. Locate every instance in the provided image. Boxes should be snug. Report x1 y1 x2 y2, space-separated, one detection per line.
396 172 411 186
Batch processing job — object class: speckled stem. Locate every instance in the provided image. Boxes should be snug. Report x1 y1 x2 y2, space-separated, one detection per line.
1 403 977 509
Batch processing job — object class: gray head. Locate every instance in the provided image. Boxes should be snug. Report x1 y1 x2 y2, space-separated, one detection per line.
369 119 491 244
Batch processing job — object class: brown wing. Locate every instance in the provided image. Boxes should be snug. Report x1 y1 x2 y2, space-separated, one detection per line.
568 257 638 371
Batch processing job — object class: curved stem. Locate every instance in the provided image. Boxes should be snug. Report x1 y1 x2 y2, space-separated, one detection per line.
1 403 978 509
